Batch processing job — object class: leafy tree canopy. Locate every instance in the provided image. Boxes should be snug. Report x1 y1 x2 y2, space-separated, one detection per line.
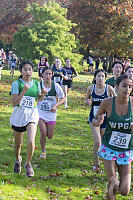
13 1 83 71
67 0 133 57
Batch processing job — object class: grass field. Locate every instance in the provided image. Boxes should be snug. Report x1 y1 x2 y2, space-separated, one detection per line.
0 69 133 200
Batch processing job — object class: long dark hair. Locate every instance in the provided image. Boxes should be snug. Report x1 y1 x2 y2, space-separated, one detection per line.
41 66 53 74
40 56 48 62
19 60 34 79
112 60 124 74
116 74 129 86
92 69 107 84
112 60 124 68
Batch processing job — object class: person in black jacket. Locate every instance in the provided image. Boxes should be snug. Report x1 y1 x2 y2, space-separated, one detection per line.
62 58 77 109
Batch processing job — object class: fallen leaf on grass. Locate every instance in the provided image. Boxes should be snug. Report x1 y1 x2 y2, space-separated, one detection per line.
33 164 39 168
60 153 68 156
7 179 13 184
66 187 72 192
40 172 62 181
46 188 66 199
81 169 89 175
40 176 48 180
94 191 99 195
3 163 9 166
68 143 73 146
26 187 32 191
46 188 56 195
64 132 69 135
8 138 14 142
85 195 93 199
50 172 62 177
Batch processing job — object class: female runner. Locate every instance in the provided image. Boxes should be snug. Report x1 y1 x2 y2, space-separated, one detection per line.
85 69 115 171
92 74 133 199
10 60 47 177
37 66 65 159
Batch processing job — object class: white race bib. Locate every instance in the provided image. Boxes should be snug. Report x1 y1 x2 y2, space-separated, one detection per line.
54 76 60 83
93 106 100 116
39 67 43 74
40 101 51 111
19 96 35 109
93 106 106 117
109 131 131 149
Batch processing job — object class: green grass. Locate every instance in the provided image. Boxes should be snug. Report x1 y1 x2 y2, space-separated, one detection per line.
0 69 133 200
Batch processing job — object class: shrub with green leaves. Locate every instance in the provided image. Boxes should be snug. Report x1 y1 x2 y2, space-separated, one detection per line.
13 1 83 72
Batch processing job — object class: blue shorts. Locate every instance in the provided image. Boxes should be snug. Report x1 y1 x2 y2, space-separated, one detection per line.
98 144 133 165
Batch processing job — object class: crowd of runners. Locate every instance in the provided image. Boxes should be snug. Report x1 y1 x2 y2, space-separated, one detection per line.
9 56 77 178
1 47 133 200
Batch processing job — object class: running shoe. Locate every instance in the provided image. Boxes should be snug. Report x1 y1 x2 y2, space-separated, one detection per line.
39 151 46 159
24 163 34 177
14 156 22 174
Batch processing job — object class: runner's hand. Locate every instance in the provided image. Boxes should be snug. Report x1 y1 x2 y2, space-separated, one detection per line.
97 114 104 125
51 105 56 113
23 83 30 93
60 72 63 77
42 88 48 95
86 99 92 106
92 114 104 127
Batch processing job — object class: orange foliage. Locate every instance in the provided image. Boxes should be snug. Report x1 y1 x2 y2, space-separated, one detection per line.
67 0 133 49
0 0 44 42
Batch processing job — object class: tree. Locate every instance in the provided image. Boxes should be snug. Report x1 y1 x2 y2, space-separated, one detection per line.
56 0 70 8
0 0 44 42
67 0 133 58
13 1 83 71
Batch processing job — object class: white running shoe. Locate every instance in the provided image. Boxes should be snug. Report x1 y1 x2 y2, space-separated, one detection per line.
39 151 46 159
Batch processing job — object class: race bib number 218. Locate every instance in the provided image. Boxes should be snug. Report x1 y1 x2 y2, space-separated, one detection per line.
19 96 35 109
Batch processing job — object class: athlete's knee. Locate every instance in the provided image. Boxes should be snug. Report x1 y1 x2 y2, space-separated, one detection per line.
109 176 119 185
28 140 35 146
15 138 23 146
15 141 22 148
